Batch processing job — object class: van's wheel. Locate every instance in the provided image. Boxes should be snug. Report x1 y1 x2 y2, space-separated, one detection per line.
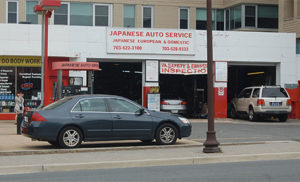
279 114 288 122
248 107 256 121
156 124 178 145
231 106 237 119
58 126 82 148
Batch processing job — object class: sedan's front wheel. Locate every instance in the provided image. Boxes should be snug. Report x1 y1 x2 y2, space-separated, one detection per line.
58 126 83 148
156 124 178 145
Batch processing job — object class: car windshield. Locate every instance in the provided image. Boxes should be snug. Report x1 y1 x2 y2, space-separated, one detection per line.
262 88 288 98
42 97 73 110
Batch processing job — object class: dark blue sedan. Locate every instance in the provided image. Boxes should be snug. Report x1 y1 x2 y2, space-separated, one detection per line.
21 95 192 148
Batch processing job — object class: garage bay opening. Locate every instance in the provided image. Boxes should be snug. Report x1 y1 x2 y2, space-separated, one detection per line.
93 62 142 104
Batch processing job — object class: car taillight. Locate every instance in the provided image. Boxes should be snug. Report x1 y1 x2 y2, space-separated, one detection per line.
161 101 169 105
31 112 46 122
287 99 292 105
257 99 265 106
181 101 187 105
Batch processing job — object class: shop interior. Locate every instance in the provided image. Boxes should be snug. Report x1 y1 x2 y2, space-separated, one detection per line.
227 65 276 115
92 62 276 118
0 67 41 113
159 74 207 117
93 62 143 104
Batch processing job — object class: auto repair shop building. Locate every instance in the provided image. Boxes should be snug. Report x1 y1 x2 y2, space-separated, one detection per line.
0 24 299 119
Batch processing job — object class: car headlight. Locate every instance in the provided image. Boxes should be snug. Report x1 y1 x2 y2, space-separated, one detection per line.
179 117 190 124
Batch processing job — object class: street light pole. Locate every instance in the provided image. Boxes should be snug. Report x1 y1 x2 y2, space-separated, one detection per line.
34 0 61 107
203 0 221 153
40 14 45 107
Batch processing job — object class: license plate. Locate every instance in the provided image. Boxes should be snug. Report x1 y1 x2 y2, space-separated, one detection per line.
171 110 178 113
270 102 281 106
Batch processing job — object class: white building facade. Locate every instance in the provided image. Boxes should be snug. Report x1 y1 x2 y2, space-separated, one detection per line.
0 24 298 118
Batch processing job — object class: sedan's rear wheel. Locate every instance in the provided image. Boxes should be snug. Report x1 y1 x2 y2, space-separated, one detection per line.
58 126 82 148
156 124 178 145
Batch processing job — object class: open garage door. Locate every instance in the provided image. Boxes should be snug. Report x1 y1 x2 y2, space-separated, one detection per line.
227 65 276 115
159 74 207 117
93 62 142 104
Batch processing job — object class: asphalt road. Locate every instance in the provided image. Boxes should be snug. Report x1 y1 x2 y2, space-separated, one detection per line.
1 159 300 182
190 119 300 143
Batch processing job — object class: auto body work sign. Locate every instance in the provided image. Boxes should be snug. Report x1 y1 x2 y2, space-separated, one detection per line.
107 28 195 55
160 62 207 75
0 56 41 67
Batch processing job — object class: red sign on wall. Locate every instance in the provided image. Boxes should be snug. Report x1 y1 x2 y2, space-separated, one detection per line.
160 62 207 75
52 62 99 70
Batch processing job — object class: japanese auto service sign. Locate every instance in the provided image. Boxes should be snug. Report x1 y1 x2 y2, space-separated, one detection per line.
107 28 195 55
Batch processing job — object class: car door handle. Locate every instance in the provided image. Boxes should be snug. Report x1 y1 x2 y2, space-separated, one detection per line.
75 114 84 118
113 115 121 119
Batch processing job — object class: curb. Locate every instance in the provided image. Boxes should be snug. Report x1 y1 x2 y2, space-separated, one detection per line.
0 143 202 156
0 140 275 157
1 152 300 175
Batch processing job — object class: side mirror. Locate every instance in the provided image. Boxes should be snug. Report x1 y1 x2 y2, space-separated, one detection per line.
136 108 145 116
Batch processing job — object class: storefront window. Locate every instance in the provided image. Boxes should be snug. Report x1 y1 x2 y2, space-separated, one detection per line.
258 5 278 29
0 67 15 113
0 56 42 113
17 67 41 108
26 1 38 24
123 5 135 27
70 3 93 26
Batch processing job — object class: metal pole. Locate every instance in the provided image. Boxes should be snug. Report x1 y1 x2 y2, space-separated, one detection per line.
57 69 62 100
203 0 221 153
44 12 50 105
40 14 45 107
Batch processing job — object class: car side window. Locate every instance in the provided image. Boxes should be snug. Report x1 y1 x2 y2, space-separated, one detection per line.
243 89 252 98
72 98 107 112
252 88 260 98
108 98 140 113
238 90 246 98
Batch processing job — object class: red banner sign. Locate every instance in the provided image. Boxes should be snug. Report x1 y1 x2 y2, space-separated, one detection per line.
160 62 207 75
52 62 99 70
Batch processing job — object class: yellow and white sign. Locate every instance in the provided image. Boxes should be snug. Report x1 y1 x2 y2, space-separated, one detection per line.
0 56 41 67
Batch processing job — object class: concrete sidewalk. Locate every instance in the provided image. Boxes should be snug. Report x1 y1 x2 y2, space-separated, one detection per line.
1 119 300 175
1 141 300 175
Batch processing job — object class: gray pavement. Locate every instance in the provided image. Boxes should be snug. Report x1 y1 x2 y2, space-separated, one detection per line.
1 119 300 175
